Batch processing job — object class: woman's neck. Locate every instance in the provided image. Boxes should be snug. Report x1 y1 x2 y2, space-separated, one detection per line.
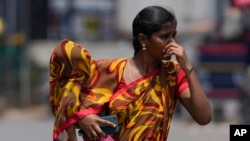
132 52 161 74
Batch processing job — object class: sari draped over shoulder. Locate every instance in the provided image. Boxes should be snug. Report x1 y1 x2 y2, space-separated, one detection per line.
50 39 184 141
109 60 180 141
49 39 125 140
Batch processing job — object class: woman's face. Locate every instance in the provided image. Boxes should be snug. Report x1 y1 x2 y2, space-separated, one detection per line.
145 21 177 60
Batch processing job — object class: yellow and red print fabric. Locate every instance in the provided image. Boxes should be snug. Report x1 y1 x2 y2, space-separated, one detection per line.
49 39 180 141
109 61 179 141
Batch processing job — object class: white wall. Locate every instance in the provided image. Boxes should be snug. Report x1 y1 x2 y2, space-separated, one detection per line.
116 0 217 34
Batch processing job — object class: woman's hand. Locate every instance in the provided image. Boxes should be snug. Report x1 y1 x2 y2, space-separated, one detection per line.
162 41 192 72
77 114 116 140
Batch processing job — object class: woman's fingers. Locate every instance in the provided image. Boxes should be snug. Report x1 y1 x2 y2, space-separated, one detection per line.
162 42 191 69
163 42 185 57
97 118 116 128
163 45 178 59
77 114 117 139
77 114 100 139
93 124 106 137
95 117 117 137
89 126 100 139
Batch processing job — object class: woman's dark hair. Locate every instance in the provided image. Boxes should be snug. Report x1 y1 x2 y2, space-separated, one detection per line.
132 6 177 55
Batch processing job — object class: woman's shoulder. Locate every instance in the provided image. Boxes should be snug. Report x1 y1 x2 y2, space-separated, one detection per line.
55 39 88 50
96 58 127 67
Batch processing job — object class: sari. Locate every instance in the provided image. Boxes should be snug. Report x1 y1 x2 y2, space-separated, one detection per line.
49 39 188 141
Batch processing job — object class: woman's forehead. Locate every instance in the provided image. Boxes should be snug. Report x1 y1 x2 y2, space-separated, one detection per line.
157 22 177 33
161 21 177 29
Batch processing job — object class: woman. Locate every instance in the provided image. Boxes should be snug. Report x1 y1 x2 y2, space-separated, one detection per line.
49 6 212 141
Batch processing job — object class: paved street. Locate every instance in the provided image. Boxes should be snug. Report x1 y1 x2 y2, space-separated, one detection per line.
0 117 230 141
0 117 53 141
168 118 230 141
0 106 231 141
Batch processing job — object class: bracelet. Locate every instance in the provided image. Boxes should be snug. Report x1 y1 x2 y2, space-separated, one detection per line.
187 67 194 78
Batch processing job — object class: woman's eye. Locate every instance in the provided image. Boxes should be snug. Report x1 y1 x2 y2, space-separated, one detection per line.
161 35 170 39
160 35 173 40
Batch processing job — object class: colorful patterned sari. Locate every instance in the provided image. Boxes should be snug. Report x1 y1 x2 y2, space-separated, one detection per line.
49 39 188 141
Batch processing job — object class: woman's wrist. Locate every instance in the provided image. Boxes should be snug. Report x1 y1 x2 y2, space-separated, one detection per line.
187 66 194 78
183 65 194 78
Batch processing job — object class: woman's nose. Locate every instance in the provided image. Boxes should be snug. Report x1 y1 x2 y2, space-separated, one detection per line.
165 38 175 44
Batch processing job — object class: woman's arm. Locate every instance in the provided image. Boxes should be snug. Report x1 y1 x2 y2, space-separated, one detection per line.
179 67 212 125
163 41 212 125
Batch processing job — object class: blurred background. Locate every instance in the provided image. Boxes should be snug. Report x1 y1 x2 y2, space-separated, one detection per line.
0 0 250 140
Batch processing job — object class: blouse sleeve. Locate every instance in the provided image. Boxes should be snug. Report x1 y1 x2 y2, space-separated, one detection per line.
176 68 189 96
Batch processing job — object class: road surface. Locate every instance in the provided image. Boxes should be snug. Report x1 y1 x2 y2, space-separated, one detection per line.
0 106 231 141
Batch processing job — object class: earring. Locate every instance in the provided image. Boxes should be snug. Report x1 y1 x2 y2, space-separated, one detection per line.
142 44 146 50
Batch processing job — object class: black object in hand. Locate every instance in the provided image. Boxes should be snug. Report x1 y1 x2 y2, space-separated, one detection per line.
78 115 119 138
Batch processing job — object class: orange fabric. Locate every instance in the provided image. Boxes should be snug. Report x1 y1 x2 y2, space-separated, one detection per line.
49 39 123 140
49 39 188 141
109 60 181 141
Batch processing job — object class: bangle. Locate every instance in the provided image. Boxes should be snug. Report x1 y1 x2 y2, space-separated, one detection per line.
187 67 194 78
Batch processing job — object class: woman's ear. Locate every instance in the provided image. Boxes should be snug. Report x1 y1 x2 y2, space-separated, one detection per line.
138 33 146 45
